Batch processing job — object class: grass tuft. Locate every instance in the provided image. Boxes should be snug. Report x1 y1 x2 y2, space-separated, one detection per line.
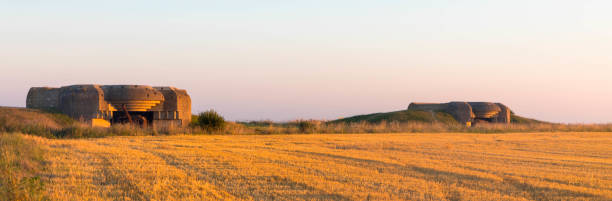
0 133 47 201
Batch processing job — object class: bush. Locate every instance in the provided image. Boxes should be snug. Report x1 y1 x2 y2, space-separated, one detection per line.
190 115 200 127
296 120 317 133
197 110 226 132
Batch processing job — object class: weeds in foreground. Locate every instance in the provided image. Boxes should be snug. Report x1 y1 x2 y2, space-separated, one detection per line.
0 133 47 201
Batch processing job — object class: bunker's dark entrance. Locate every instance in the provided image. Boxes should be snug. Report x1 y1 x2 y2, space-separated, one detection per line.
111 111 154 126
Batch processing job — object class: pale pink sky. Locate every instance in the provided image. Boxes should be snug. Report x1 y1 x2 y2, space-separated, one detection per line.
1 1 611 123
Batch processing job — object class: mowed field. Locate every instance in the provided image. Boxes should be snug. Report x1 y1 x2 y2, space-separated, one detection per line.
33 132 612 201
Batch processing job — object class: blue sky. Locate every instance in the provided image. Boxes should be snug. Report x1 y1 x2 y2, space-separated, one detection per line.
1 0 611 123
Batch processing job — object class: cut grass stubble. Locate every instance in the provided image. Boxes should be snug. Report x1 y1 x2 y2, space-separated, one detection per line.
34 132 612 201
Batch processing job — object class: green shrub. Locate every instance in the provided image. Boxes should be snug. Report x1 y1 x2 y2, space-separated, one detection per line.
295 120 318 133
197 110 226 132
190 115 200 127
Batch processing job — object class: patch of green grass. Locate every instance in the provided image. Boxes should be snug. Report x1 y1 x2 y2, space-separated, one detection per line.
0 133 47 201
510 114 547 124
47 113 76 127
332 110 458 124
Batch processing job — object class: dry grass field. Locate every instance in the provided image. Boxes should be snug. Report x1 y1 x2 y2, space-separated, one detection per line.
25 132 612 200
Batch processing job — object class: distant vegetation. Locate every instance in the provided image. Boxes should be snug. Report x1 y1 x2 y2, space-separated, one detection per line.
195 110 227 132
1 107 612 139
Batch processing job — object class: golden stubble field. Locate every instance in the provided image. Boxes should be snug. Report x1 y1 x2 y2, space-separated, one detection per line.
33 132 612 201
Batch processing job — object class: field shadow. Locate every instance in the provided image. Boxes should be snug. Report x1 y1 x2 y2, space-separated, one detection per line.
290 150 605 200
135 146 351 201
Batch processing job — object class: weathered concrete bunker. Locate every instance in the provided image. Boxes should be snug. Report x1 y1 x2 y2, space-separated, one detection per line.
408 102 510 126
26 85 191 127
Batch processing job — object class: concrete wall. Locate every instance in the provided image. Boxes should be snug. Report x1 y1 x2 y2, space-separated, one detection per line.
101 85 164 102
57 85 107 121
493 103 511 124
408 101 511 125
153 86 192 126
446 102 474 124
467 102 502 119
152 119 183 129
26 87 60 111
175 88 191 125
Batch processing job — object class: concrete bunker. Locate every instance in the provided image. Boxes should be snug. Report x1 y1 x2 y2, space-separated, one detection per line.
408 101 511 126
26 84 191 128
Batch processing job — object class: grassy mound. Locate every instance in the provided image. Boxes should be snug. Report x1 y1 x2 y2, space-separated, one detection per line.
333 109 550 126
510 113 547 124
332 110 458 124
0 107 79 137
0 107 158 138
0 107 76 129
